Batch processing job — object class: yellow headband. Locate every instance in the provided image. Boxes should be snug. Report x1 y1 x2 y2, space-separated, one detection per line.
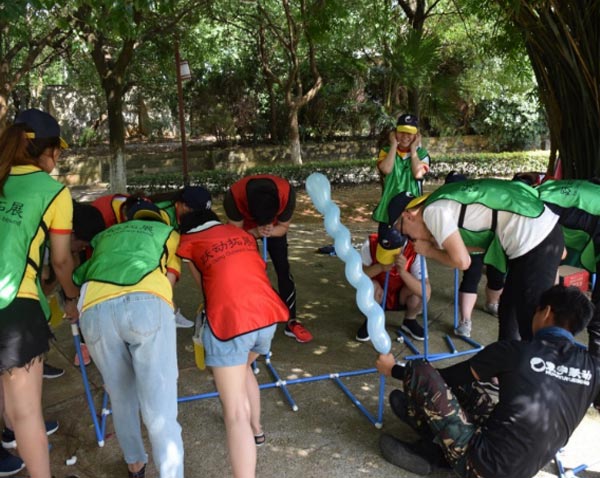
396 125 418 134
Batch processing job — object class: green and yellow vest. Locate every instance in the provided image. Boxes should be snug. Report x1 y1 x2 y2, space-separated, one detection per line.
0 171 64 315
73 220 173 286
425 179 544 272
538 179 600 272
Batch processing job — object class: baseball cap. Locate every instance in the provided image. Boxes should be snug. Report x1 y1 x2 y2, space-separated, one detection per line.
181 186 212 211
14 109 69 149
377 192 416 251
396 114 418 134
126 199 165 223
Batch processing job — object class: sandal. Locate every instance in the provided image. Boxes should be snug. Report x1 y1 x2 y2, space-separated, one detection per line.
254 433 266 447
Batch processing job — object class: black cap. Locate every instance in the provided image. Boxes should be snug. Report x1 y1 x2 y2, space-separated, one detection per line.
181 186 212 211
14 108 68 149
396 114 419 134
377 192 414 250
126 199 165 223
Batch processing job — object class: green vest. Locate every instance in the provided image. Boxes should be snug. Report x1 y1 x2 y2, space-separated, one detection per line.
426 179 544 273
155 200 177 229
372 147 429 223
538 179 600 272
73 220 173 286
0 171 64 315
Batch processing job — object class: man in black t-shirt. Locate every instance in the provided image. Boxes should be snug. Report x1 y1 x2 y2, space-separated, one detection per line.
376 285 600 478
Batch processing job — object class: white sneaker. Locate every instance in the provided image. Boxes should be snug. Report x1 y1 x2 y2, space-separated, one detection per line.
484 303 499 317
455 320 472 338
175 309 194 328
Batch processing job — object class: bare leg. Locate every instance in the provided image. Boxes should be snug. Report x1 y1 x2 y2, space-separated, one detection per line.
485 288 502 305
213 364 256 478
246 352 262 437
2 359 50 478
404 293 423 320
459 292 477 322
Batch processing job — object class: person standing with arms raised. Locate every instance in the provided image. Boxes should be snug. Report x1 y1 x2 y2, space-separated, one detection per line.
373 113 431 224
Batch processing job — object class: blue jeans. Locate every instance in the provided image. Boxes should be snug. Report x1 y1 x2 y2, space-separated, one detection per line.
80 293 184 478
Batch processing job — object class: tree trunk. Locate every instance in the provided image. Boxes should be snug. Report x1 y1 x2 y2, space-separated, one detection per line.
105 85 127 193
288 106 302 165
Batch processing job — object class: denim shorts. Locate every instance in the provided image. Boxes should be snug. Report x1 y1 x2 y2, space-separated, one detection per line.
203 323 277 367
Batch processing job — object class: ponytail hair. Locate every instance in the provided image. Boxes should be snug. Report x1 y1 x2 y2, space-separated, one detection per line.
0 123 62 195
0 124 32 195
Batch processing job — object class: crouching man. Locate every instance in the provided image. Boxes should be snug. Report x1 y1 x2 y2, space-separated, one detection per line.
376 285 600 478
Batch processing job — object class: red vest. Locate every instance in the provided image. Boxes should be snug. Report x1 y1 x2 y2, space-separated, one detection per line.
230 175 291 230
368 234 417 310
177 224 288 340
91 194 129 227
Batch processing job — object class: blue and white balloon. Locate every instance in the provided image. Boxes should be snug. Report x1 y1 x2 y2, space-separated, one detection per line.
306 173 391 354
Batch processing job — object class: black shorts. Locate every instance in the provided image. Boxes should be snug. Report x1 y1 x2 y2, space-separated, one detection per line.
0 298 54 373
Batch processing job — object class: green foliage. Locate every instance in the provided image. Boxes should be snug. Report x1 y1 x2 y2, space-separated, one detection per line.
471 90 547 151
127 151 550 193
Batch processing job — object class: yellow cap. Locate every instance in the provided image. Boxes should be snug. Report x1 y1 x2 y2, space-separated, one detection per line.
375 244 400 265
407 193 430 209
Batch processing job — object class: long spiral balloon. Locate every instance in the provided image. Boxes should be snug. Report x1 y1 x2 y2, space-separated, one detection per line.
306 172 391 354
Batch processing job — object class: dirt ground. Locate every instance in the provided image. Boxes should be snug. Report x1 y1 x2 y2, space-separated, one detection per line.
36 181 600 478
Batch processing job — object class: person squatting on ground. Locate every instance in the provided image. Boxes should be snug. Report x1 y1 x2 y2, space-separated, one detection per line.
443 172 504 338
376 285 600 478
356 192 430 342
223 173 312 343
537 178 600 359
0 109 80 478
177 208 289 478
73 199 184 478
394 178 563 342
372 113 430 224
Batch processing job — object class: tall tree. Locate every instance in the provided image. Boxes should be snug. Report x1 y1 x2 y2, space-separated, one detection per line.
255 0 325 164
0 1 69 128
70 0 205 192
491 0 600 178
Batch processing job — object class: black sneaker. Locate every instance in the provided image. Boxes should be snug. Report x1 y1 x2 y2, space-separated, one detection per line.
0 447 24 476
2 420 59 449
43 362 64 379
355 321 370 342
379 434 433 475
401 319 425 341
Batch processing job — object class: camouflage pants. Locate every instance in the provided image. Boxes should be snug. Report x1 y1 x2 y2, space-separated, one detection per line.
403 359 493 478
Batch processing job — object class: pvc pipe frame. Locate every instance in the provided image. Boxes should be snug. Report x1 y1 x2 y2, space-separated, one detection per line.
397 265 483 363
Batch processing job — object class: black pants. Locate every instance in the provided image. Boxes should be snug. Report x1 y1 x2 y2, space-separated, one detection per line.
264 235 295 320
588 242 600 358
498 223 564 341
460 254 505 294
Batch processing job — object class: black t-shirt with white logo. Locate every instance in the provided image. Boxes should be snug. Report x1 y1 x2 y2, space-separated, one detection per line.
467 333 600 478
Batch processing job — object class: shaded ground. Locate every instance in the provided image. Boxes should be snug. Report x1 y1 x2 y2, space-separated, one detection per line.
30 183 600 478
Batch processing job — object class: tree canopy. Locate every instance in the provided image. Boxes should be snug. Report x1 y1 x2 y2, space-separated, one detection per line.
4 0 599 185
